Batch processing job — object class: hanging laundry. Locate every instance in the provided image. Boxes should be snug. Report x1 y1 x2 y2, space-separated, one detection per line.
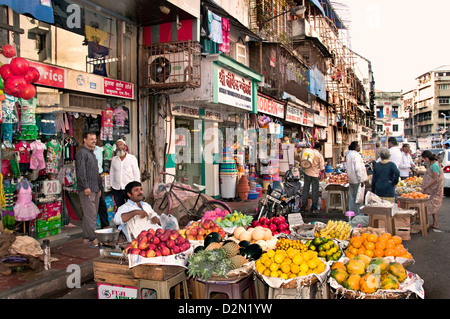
100 107 114 141
210 12 223 44
218 18 230 53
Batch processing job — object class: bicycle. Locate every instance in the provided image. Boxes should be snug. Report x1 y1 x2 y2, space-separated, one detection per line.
155 172 232 226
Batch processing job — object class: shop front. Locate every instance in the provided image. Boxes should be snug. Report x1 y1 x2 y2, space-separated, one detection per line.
1 59 136 239
167 54 263 199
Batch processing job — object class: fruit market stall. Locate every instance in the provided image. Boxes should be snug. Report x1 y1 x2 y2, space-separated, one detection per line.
94 199 426 300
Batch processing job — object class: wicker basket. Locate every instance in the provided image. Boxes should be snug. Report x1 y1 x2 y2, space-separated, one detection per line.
198 262 254 283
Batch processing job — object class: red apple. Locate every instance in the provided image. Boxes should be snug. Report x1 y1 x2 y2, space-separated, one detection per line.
147 243 156 251
187 235 195 241
198 228 205 236
196 235 204 241
172 246 181 254
161 247 171 256
190 228 198 236
138 230 148 238
160 233 169 242
175 236 185 245
124 244 133 254
166 239 175 248
150 236 160 245
147 228 156 236
131 239 139 249
139 250 147 257
130 248 141 255
146 250 156 258
138 238 148 250
155 228 164 236
155 250 162 257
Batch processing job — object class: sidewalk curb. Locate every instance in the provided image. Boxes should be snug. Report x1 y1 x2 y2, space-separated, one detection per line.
0 260 94 299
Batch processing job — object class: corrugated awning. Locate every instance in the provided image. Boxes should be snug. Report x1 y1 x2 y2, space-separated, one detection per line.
0 0 54 23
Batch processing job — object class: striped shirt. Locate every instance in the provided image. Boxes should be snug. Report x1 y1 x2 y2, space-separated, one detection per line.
75 146 102 193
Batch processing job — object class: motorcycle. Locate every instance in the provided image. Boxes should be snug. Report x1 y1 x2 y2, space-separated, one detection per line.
257 167 303 220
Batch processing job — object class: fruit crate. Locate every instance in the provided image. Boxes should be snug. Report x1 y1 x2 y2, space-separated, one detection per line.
132 264 185 281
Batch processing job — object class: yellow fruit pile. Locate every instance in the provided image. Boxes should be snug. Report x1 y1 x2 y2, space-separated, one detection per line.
275 238 309 252
255 247 326 280
316 220 351 240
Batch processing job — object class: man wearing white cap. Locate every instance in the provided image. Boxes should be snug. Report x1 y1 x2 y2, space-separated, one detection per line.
109 139 141 208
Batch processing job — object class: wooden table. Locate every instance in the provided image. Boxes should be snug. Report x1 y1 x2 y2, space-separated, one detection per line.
397 197 430 236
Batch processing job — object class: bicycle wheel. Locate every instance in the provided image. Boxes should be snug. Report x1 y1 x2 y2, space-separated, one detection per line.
158 192 173 214
197 200 232 218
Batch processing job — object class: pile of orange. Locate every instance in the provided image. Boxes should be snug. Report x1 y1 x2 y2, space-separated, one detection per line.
400 191 428 199
345 233 412 260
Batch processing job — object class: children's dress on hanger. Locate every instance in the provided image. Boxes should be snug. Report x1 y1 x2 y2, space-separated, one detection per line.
13 184 40 221
30 140 47 170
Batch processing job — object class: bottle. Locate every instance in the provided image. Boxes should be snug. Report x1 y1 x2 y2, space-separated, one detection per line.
43 239 51 270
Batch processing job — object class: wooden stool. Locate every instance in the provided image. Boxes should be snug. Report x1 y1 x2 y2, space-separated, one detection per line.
137 269 189 299
326 190 347 213
369 214 394 234
201 274 256 299
398 199 429 236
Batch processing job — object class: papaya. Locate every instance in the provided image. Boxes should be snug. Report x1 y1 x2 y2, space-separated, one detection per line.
380 273 400 290
388 262 407 282
343 273 361 291
359 273 380 294
353 254 371 269
367 257 389 274
345 259 366 275
330 268 349 285
331 261 346 270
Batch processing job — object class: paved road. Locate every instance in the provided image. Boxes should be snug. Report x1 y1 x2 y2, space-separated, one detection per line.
54 196 450 299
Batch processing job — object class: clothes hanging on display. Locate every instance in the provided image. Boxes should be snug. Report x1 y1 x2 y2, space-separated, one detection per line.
46 139 62 174
100 107 114 141
218 18 230 53
29 140 47 170
13 180 40 221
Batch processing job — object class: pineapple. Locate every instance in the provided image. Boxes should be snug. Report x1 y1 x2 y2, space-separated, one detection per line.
221 242 240 258
229 255 247 269
205 242 223 251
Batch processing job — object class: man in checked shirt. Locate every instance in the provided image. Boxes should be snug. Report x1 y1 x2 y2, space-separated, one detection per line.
75 131 103 246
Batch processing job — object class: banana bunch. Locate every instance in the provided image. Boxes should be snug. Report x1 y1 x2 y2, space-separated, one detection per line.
316 220 351 241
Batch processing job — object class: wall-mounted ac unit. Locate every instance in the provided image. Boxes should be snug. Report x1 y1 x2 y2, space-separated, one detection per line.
148 50 192 85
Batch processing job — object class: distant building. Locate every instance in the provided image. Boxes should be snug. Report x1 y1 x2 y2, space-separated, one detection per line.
403 65 450 143
374 90 404 145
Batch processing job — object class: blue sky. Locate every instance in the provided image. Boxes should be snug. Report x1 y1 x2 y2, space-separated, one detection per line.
338 0 450 92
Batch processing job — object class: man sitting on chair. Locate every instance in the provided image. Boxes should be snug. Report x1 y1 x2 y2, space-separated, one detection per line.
114 181 161 242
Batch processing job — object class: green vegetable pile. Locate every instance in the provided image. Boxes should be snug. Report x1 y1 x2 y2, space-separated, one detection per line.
214 211 253 228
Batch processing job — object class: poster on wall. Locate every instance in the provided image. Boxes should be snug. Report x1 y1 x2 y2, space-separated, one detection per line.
216 67 253 111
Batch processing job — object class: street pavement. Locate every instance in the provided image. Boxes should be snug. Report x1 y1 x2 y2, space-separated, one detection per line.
1 194 450 299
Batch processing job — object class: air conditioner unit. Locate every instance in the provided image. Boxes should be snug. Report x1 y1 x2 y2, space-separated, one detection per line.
148 50 192 85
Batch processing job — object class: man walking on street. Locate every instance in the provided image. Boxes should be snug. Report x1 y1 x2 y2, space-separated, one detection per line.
346 141 368 215
110 139 141 208
75 131 103 246
300 143 325 214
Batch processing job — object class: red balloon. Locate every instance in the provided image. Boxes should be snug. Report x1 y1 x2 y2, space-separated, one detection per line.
19 83 36 100
4 75 27 97
24 67 40 83
9 57 29 76
0 64 13 80
1 44 16 58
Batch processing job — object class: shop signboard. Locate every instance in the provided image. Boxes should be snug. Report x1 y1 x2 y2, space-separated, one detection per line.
171 104 200 118
66 70 103 95
28 61 66 89
216 66 253 111
204 109 223 122
103 78 134 99
314 113 327 127
257 92 285 118
285 103 314 127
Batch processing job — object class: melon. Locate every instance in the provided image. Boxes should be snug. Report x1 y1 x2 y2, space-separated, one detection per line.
251 228 265 241
262 228 272 240
234 226 246 239
239 231 252 242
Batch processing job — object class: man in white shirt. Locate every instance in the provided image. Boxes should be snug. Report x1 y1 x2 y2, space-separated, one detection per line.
114 181 161 242
399 143 415 179
387 137 402 168
110 139 141 208
346 141 368 215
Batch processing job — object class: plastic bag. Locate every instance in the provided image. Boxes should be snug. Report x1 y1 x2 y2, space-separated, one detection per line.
160 213 179 230
355 184 365 204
